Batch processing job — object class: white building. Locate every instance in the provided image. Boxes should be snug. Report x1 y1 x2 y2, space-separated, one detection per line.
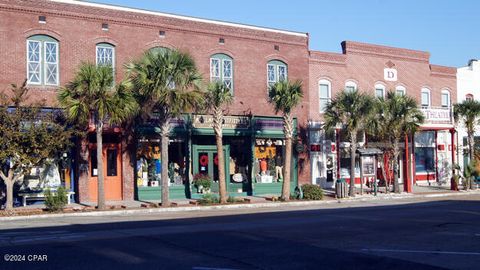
456 59 480 169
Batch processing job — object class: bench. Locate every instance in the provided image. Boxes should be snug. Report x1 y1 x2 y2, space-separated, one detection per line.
18 191 75 206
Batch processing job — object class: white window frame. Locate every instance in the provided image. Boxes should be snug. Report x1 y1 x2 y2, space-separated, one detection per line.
27 40 42 85
96 44 115 68
345 81 357 93
210 54 234 93
267 60 288 89
44 41 59 86
319 79 331 113
210 58 221 82
395 85 406 96
374 83 385 99
441 89 450 107
421 88 431 107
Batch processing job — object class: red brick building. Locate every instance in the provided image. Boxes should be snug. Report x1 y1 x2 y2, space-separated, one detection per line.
0 0 310 203
308 41 457 191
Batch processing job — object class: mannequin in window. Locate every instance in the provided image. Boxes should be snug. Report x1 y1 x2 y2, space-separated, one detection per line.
275 154 283 182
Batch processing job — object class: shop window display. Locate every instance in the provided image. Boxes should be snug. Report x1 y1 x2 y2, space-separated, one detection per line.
254 139 284 183
136 139 186 187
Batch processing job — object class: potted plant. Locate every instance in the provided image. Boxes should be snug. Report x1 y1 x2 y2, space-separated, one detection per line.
193 173 212 193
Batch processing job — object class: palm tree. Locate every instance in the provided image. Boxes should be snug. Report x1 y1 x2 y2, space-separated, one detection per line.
454 100 480 166
58 63 137 210
127 49 203 207
324 90 375 197
268 80 303 201
372 91 424 193
204 81 233 203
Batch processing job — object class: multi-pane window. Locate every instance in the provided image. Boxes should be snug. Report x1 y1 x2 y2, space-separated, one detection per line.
319 80 331 112
345 81 357 93
27 35 59 86
421 88 431 107
210 53 234 93
396 86 406 96
375 84 385 99
96 43 115 67
267 60 288 88
441 90 450 107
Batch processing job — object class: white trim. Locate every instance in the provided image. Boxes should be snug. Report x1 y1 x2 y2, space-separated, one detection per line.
95 44 115 69
395 85 406 96
441 89 450 107
345 80 357 92
26 40 42 85
50 0 307 37
44 41 59 86
319 79 331 113
421 87 431 107
374 83 385 98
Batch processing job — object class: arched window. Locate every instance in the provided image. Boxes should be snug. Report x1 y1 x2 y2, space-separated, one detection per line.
319 79 331 113
374 83 385 99
421 88 431 107
395 85 406 96
466 94 474 101
441 89 451 107
210 53 233 93
96 43 115 67
267 60 288 88
345 80 357 93
27 35 59 86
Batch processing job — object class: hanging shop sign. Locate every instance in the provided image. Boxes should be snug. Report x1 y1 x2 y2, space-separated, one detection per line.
192 115 250 129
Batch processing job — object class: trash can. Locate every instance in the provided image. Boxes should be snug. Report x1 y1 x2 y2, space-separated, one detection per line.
335 178 348 198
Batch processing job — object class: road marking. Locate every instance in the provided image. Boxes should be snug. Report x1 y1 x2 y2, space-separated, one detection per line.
192 267 240 270
361 248 480 256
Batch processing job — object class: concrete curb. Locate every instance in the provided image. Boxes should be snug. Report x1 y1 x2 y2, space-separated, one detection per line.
1 190 479 221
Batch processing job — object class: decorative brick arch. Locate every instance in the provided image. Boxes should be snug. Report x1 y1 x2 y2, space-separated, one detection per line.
24 28 62 41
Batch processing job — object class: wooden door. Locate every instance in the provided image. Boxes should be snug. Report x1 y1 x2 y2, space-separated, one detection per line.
88 144 122 202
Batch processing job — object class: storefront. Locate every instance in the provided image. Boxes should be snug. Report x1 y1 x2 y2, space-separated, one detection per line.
135 114 298 200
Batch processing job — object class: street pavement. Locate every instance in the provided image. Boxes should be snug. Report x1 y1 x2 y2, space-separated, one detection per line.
0 195 479 270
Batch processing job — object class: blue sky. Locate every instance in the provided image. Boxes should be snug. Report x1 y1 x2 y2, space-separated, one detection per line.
87 0 479 67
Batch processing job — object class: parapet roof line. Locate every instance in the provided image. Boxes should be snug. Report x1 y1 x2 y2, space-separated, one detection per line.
51 0 308 37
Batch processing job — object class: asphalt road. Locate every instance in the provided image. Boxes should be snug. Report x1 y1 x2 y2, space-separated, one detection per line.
0 196 479 270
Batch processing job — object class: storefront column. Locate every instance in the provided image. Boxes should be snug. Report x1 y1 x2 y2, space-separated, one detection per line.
436 130 439 181
76 136 90 203
450 128 456 189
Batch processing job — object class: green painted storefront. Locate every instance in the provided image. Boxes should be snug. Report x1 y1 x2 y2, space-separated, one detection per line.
135 114 298 201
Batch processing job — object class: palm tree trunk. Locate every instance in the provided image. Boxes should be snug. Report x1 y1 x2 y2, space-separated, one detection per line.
216 135 227 203
283 137 292 201
393 138 400 193
96 120 106 210
349 132 357 197
379 153 389 193
160 121 170 207
281 114 293 201
213 108 227 203
468 132 475 164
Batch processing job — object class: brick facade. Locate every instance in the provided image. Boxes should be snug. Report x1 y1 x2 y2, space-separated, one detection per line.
0 0 311 201
309 41 456 122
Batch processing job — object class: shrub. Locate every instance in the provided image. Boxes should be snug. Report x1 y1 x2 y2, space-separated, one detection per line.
193 173 212 190
302 184 324 200
227 196 243 203
45 186 68 212
198 193 219 205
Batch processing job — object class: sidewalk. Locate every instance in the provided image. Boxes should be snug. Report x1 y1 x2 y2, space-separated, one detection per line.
1 189 480 221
